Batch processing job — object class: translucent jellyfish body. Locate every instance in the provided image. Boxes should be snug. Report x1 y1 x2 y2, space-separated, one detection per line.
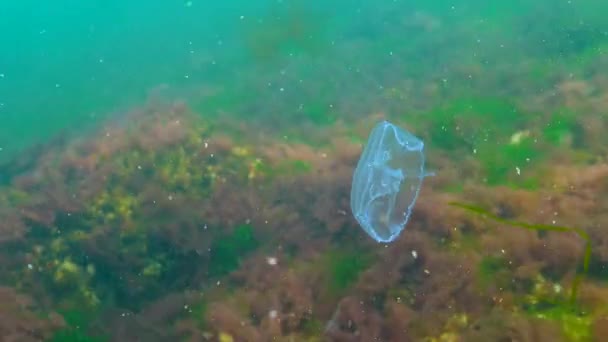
350 120 430 243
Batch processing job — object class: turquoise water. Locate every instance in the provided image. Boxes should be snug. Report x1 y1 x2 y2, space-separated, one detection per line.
5 1 605 162
1 1 608 341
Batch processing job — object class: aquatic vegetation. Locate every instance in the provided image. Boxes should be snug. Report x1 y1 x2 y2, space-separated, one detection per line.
278 159 313 174
50 329 106 342
50 308 107 342
477 255 510 289
0 187 31 206
351 121 430 242
322 250 373 295
302 101 338 126
218 332 234 342
208 224 259 278
421 98 549 188
424 98 528 151
478 135 543 188
88 188 139 226
533 307 592 342
0 287 64 340
522 276 593 342
424 312 469 342
542 108 584 148
449 201 591 305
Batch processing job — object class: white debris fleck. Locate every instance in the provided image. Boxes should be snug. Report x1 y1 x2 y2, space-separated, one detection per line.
510 130 530 145
424 269 430 275
266 257 278 266
269 310 278 319
411 250 418 259
553 284 562 293
27 264 33 270
515 166 521 175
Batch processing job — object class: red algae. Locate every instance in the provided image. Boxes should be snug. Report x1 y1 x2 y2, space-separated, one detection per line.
0 93 607 342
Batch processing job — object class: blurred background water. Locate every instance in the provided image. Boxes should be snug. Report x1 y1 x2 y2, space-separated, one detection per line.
1 1 608 341
4 0 605 162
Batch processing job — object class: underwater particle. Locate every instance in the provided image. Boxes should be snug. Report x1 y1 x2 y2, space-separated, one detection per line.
266 256 278 265
350 120 431 243
185 1 192 7
411 250 418 259
554 283 562 293
269 310 278 319
510 130 530 145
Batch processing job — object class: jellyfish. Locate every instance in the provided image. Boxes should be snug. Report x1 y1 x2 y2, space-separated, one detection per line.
350 120 430 243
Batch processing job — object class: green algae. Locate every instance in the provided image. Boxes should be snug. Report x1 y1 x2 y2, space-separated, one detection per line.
190 299 209 329
321 249 373 295
477 255 510 289
303 101 337 126
530 306 592 342
276 159 313 175
522 276 593 342
542 109 585 148
208 224 260 278
478 136 543 189
420 98 546 188
424 98 528 151
50 308 107 342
